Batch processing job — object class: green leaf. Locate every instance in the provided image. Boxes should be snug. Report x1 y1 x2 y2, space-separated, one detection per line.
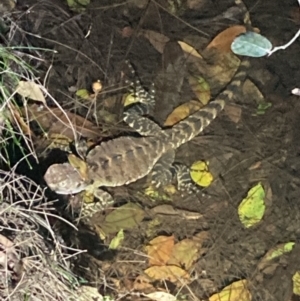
101 203 145 235
67 0 90 12
238 183 265 228
266 242 295 261
76 89 90 100
231 32 272 57
256 102 272 115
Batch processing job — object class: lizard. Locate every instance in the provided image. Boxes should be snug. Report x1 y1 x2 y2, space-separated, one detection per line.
44 0 251 215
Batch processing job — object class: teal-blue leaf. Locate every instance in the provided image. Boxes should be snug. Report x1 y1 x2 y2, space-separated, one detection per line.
231 32 272 57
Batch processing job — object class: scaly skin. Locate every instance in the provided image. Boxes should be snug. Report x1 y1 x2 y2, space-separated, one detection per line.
44 59 250 194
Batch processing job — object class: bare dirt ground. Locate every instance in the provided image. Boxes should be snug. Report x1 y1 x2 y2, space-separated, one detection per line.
1 0 300 300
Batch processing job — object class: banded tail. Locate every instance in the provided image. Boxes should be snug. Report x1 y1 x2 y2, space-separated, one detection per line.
165 59 250 149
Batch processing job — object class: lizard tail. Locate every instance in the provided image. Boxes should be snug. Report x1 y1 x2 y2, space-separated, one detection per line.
165 59 250 149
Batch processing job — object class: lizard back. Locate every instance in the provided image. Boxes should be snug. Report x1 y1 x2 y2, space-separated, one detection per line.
86 135 166 187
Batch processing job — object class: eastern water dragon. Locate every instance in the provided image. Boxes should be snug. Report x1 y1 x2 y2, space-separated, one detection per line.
44 0 252 214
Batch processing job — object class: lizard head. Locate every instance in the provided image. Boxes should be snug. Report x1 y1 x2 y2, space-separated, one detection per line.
44 163 88 195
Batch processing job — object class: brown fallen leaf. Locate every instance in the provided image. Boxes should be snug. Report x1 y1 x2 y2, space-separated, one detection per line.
133 275 155 291
224 103 242 123
206 25 247 53
22 104 101 140
145 235 175 266
9 104 33 136
139 29 170 54
164 100 203 126
192 231 210 247
145 265 189 283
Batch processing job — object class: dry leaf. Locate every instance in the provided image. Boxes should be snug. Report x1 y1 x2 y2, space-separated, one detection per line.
146 291 177 301
167 239 199 270
22 104 101 140
145 265 189 283
139 29 170 54
177 41 203 59
206 25 247 53
16 81 45 103
77 285 104 301
193 50 240 93
192 231 210 248
243 79 265 104
145 235 175 266
10 104 32 136
100 203 145 235
188 75 211 105
133 275 154 291
224 103 242 123
209 279 251 301
164 100 203 126
258 242 295 272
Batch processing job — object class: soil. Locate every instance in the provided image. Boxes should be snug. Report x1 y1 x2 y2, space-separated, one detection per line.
2 0 300 300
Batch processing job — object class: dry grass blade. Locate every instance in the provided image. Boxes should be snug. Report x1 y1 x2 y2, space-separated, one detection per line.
0 169 82 300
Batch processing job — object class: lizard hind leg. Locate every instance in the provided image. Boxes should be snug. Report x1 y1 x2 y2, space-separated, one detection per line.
123 61 160 136
172 163 199 194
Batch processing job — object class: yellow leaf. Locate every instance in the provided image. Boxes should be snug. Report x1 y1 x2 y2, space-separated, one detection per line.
167 239 199 270
68 154 88 181
190 161 213 187
16 81 45 103
188 75 211 105
209 279 251 301
109 229 124 250
164 101 203 126
145 265 189 283
238 183 265 228
177 41 203 59
293 271 300 296
123 92 140 107
145 235 175 266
